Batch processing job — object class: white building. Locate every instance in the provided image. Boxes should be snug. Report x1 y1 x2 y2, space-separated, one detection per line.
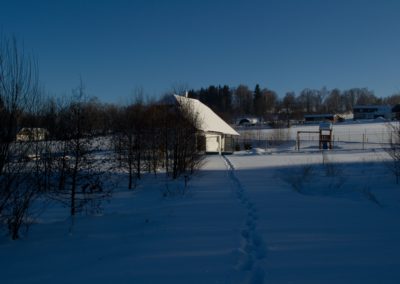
174 95 239 154
16 128 49 142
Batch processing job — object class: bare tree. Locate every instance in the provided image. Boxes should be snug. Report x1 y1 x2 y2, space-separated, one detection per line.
0 35 42 239
282 92 296 128
383 93 400 106
341 88 378 112
143 104 163 175
168 96 204 179
112 94 204 188
263 88 277 116
49 81 110 221
113 101 145 189
234 85 253 116
324 88 343 113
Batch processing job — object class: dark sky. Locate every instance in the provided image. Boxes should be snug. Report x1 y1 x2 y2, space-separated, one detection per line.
1 0 400 102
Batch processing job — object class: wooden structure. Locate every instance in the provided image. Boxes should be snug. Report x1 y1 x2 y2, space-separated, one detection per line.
296 123 333 150
319 123 333 149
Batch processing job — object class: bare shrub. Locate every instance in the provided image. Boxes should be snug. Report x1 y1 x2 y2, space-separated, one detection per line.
385 122 400 184
283 162 314 193
362 187 383 207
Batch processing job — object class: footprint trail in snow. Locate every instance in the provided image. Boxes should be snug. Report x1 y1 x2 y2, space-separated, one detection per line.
223 155 267 284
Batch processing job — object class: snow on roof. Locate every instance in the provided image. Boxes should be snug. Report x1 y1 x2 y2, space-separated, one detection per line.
174 95 239 136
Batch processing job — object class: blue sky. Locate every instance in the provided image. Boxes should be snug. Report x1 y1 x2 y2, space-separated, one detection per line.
1 0 400 102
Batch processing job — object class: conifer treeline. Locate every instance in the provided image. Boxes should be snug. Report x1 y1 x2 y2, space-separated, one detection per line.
187 84 400 122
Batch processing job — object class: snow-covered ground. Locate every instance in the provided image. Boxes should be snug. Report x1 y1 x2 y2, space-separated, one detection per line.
1 121 400 284
228 149 400 283
239 120 396 152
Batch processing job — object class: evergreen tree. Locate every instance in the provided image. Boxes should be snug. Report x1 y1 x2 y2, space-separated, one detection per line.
253 84 266 118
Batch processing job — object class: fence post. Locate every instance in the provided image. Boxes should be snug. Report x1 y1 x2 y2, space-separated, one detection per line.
296 131 300 151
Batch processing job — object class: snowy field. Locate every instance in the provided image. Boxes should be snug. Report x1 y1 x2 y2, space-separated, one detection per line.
1 121 400 284
238 120 395 152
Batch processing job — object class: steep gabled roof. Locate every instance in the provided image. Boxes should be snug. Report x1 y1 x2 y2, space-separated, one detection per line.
174 95 239 136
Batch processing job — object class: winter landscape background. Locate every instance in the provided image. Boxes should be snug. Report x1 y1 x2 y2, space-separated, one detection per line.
2 121 400 284
2 1 400 283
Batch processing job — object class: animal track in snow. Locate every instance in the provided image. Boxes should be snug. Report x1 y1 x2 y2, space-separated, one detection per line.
223 155 267 284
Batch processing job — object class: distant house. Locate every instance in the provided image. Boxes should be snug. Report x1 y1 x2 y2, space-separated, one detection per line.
304 114 343 123
16 128 49 142
174 95 239 154
353 105 392 120
236 117 259 126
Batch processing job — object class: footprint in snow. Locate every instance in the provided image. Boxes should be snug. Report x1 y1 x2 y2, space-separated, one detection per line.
255 247 267 260
252 233 267 260
248 210 259 220
249 265 266 284
241 229 250 239
236 250 254 271
246 219 256 230
246 202 254 209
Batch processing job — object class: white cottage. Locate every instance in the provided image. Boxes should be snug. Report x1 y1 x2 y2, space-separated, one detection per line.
16 128 49 142
174 95 239 154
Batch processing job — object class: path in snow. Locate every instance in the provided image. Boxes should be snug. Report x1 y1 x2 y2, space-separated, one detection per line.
227 151 400 284
0 156 244 284
223 155 267 284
